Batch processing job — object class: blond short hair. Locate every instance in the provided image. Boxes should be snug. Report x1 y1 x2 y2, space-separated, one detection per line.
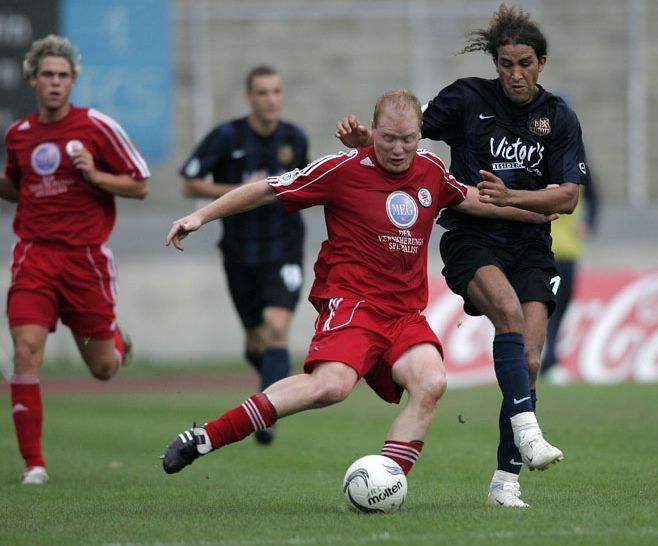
22 34 82 79
372 89 422 129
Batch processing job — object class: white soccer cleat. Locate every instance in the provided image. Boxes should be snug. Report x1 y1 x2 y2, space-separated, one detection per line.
511 412 564 471
517 430 564 470
21 466 49 485
486 481 529 508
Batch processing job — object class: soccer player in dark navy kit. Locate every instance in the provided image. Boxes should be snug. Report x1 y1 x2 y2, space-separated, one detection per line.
336 4 590 507
179 66 308 444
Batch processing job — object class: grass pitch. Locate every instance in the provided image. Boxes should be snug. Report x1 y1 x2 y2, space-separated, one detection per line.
1 363 657 546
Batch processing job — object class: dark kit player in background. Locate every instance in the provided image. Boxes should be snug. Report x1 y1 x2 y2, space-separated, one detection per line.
178 66 308 445
336 4 590 507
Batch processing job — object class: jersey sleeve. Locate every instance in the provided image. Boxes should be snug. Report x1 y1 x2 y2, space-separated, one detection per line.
268 150 356 212
547 103 591 186
421 80 465 146
87 109 150 180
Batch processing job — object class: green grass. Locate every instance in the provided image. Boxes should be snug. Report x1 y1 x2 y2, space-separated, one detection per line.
1 365 657 546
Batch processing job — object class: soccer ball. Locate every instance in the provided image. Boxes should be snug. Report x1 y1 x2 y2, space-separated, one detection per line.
342 455 407 513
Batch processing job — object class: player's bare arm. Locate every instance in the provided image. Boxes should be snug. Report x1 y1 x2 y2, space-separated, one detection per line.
335 115 373 148
456 186 558 224
477 169 578 214
182 170 267 199
166 179 277 251
71 148 149 199
0 175 20 202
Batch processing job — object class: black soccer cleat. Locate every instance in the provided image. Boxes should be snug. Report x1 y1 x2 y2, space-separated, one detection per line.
161 424 212 474
254 425 275 446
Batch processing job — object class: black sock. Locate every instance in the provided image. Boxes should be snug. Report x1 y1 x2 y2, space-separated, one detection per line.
260 348 291 391
493 333 533 415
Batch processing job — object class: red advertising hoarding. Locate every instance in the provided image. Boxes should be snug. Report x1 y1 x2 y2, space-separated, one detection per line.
426 269 658 386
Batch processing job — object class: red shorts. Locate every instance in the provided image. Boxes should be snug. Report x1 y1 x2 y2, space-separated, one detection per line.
7 240 118 339
304 298 443 404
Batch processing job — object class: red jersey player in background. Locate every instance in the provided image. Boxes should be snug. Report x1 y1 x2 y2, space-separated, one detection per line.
0 35 150 485
160 90 554 483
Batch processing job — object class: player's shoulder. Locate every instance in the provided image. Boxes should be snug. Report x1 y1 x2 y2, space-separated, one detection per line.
4 113 36 141
415 148 448 171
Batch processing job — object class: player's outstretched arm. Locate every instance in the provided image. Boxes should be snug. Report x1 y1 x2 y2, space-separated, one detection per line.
477 170 579 214
335 115 373 148
166 179 277 251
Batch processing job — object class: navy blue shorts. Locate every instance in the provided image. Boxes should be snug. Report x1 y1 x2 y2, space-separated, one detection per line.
223 259 304 328
439 230 558 317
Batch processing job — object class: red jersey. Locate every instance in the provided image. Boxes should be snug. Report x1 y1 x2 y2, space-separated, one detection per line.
269 146 467 315
4 105 150 246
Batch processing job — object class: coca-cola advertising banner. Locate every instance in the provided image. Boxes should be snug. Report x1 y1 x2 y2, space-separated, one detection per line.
426 269 658 386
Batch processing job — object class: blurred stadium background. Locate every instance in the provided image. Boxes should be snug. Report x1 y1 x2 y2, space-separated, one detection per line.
0 0 656 381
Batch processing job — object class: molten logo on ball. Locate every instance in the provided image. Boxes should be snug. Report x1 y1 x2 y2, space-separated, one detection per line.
342 455 407 513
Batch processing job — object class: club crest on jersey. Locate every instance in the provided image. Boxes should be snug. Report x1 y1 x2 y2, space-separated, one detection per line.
277 144 294 165
31 142 60 175
386 191 418 229
65 139 84 157
277 169 298 186
529 117 551 136
417 188 432 208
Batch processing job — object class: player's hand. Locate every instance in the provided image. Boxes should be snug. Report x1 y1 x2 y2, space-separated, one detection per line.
477 170 513 207
335 115 371 148
166 213 203 251
71 147 99 183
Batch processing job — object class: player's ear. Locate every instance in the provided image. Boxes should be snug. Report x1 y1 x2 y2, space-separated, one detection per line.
537 55 547 72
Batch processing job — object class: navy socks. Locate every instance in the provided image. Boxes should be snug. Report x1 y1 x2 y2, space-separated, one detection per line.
260 348 291 391
493 332 535 474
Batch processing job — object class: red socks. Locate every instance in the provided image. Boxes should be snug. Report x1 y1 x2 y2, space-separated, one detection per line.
205 394 277 449
10 375 46 468
380 440 424 475
113 328 125 366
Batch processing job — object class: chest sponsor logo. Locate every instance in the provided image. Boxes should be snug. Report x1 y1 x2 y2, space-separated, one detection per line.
31 142 61 175
386 191 418 229
417 188 432 208
489 136 544 174
529 117 551 136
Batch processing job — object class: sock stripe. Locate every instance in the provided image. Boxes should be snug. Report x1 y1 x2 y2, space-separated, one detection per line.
381 448 418 464
381 443 420 459
242 398 266 431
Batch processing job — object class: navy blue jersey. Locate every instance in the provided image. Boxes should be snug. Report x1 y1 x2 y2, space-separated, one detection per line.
179 117 309 264
422 77 590 246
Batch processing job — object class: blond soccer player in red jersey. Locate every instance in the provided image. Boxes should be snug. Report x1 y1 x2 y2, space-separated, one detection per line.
0 35 150 485
161 90 556 486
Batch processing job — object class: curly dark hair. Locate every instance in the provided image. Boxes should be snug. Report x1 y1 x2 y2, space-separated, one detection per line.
461 3 548 61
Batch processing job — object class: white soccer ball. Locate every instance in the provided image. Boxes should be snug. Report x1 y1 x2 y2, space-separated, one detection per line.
342 455 407 513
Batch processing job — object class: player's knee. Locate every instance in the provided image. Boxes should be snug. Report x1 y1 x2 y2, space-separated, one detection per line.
12 340 40 373
87 358 119 381
313 377 353 406
408 367 447 408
